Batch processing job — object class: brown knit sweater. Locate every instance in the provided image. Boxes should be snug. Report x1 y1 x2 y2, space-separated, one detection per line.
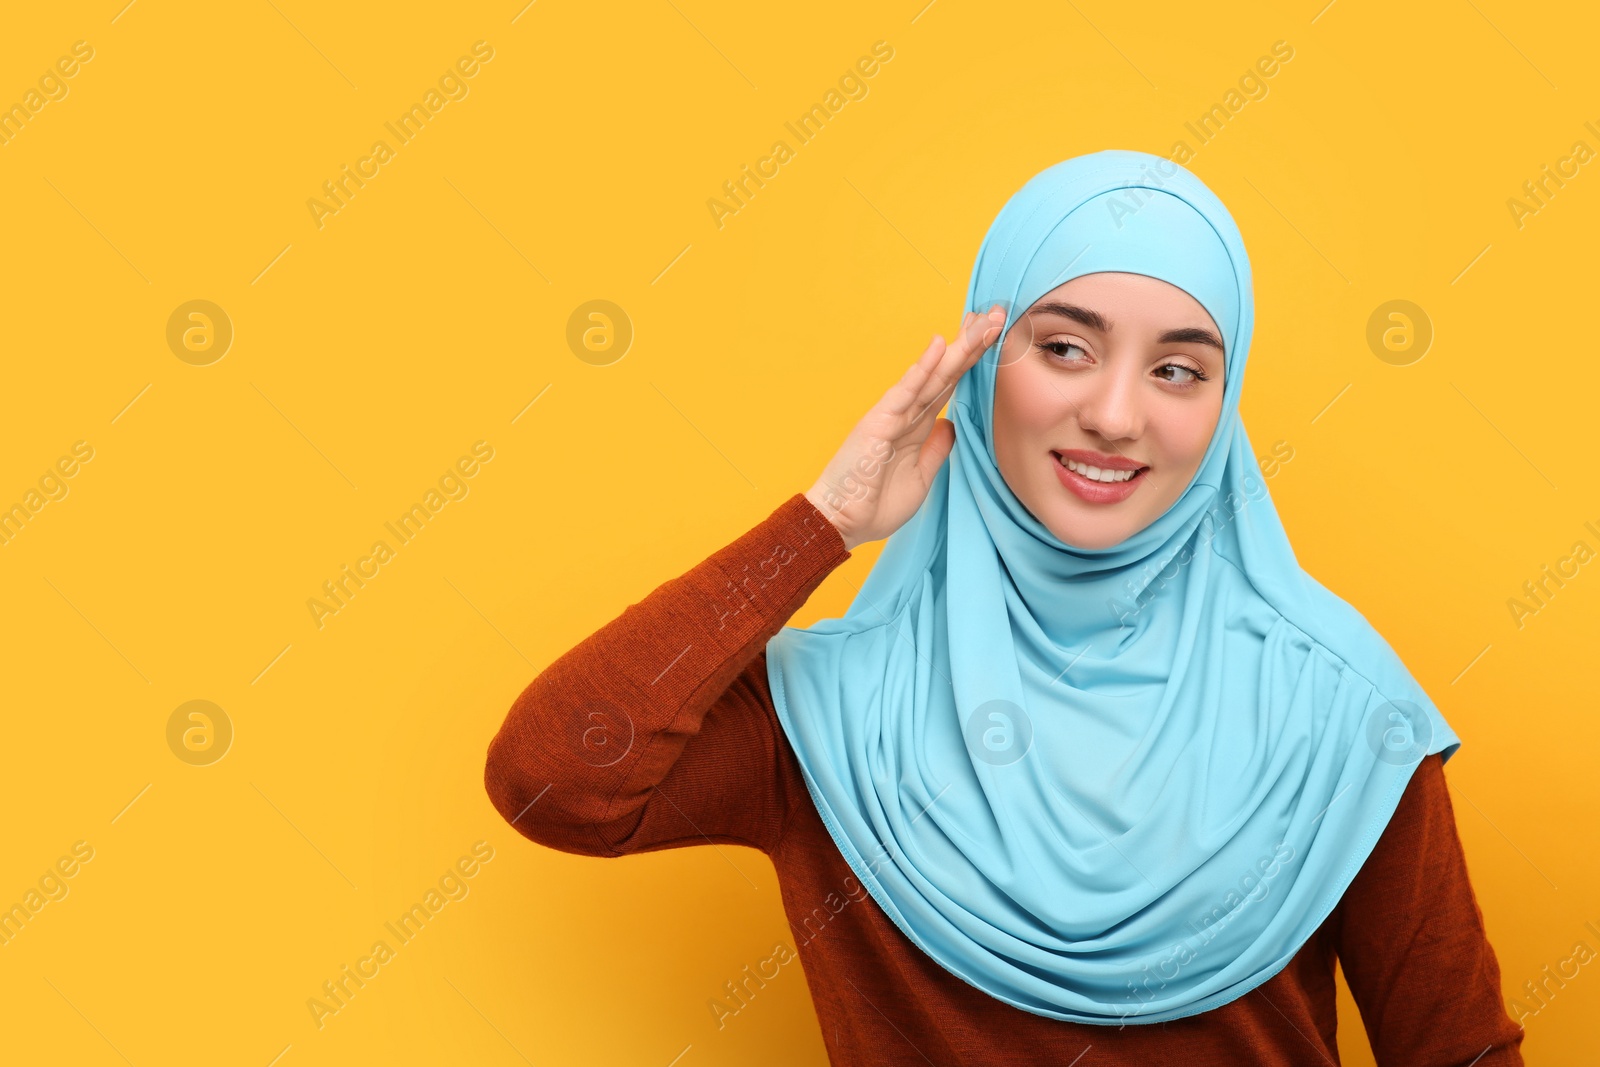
484 492 1525 1065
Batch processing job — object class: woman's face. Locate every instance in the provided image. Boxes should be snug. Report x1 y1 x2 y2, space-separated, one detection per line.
991 272 1226 550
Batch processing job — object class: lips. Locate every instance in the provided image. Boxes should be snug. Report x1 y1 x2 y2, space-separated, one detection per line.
1052 448 1147 472
1051 450 1148 504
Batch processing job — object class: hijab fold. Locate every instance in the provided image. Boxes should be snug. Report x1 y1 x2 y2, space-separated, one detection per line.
765 149 1459 1025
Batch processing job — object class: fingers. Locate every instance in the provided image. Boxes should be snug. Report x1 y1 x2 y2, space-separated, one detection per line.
915 416 956 486
883 305 1003 423
914 305 1004 415
967 305 1006 358
913 331 947 375
950 306 1005 374
881 334 948 417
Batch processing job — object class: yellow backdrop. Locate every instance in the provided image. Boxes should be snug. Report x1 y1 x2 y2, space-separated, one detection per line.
1 1 1593 1063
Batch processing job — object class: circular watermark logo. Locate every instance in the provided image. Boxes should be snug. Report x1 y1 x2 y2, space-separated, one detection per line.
166 699 234 766
166 300 233 366
1366 699 1432 766
985 303 1029 370
1365 299 1432 367
964 698 1033 767
572 700 635 768
566 299 633 366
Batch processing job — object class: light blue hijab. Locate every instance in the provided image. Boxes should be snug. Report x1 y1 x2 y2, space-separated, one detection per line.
764 149 1460 1025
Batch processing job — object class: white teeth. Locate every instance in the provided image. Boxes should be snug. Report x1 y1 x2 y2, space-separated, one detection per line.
1062 457 1139 483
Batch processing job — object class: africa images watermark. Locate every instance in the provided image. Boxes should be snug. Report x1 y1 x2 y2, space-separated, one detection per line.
705 40 895 230
708 838 897 1030
713 437 887 631
0 39 95 147
1508 918 1600 1029
0 440 95 548
1103 39 1296 228
1506 120 1600 231
1166 40 1295 166
1505 514 1600 631
1116 839 1299 1026
306 41 496 230
712 502 842 631
305 840 495 1030
1105 450 1292 628
307 440 495 629
0 840 96 948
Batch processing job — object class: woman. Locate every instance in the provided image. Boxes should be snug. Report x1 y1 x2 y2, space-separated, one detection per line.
484 150 1524 1064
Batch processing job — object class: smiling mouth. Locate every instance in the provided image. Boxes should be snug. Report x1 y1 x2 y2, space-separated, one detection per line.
1052 452 1149 484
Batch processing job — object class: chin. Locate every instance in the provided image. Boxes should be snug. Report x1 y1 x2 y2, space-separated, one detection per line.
1041 504 1140 551
1057 528 1124 550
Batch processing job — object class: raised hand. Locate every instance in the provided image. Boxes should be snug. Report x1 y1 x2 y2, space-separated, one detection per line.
804 305 1006 552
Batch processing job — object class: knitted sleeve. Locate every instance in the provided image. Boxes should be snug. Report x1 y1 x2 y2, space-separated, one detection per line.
484 493 851 857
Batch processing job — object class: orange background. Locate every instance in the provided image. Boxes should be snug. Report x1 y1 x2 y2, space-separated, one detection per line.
0 0 1594 1063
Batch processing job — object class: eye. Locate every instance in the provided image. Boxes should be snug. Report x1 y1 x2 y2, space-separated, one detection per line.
1155 361 1211 388
1036 340 1087 363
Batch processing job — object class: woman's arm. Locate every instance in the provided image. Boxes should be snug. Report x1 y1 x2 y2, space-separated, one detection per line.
1334 752 1525 1065
483 492 851 857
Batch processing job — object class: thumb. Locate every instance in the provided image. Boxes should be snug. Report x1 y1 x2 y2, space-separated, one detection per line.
915 417 955 485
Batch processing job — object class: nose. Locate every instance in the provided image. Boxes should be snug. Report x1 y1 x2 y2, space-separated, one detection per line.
1072 360 1144 442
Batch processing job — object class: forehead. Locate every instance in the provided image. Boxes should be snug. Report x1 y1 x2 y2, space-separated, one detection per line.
1025 272 1220 335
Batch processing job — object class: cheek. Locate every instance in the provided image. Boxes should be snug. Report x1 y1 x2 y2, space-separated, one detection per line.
993 363 1062 447
1154 397 1223 471
992 367 1050 498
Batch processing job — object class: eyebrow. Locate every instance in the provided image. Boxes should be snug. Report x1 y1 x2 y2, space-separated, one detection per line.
1026 301 1225 354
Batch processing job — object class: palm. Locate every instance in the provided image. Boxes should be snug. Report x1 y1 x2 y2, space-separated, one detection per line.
807 307 1005 551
